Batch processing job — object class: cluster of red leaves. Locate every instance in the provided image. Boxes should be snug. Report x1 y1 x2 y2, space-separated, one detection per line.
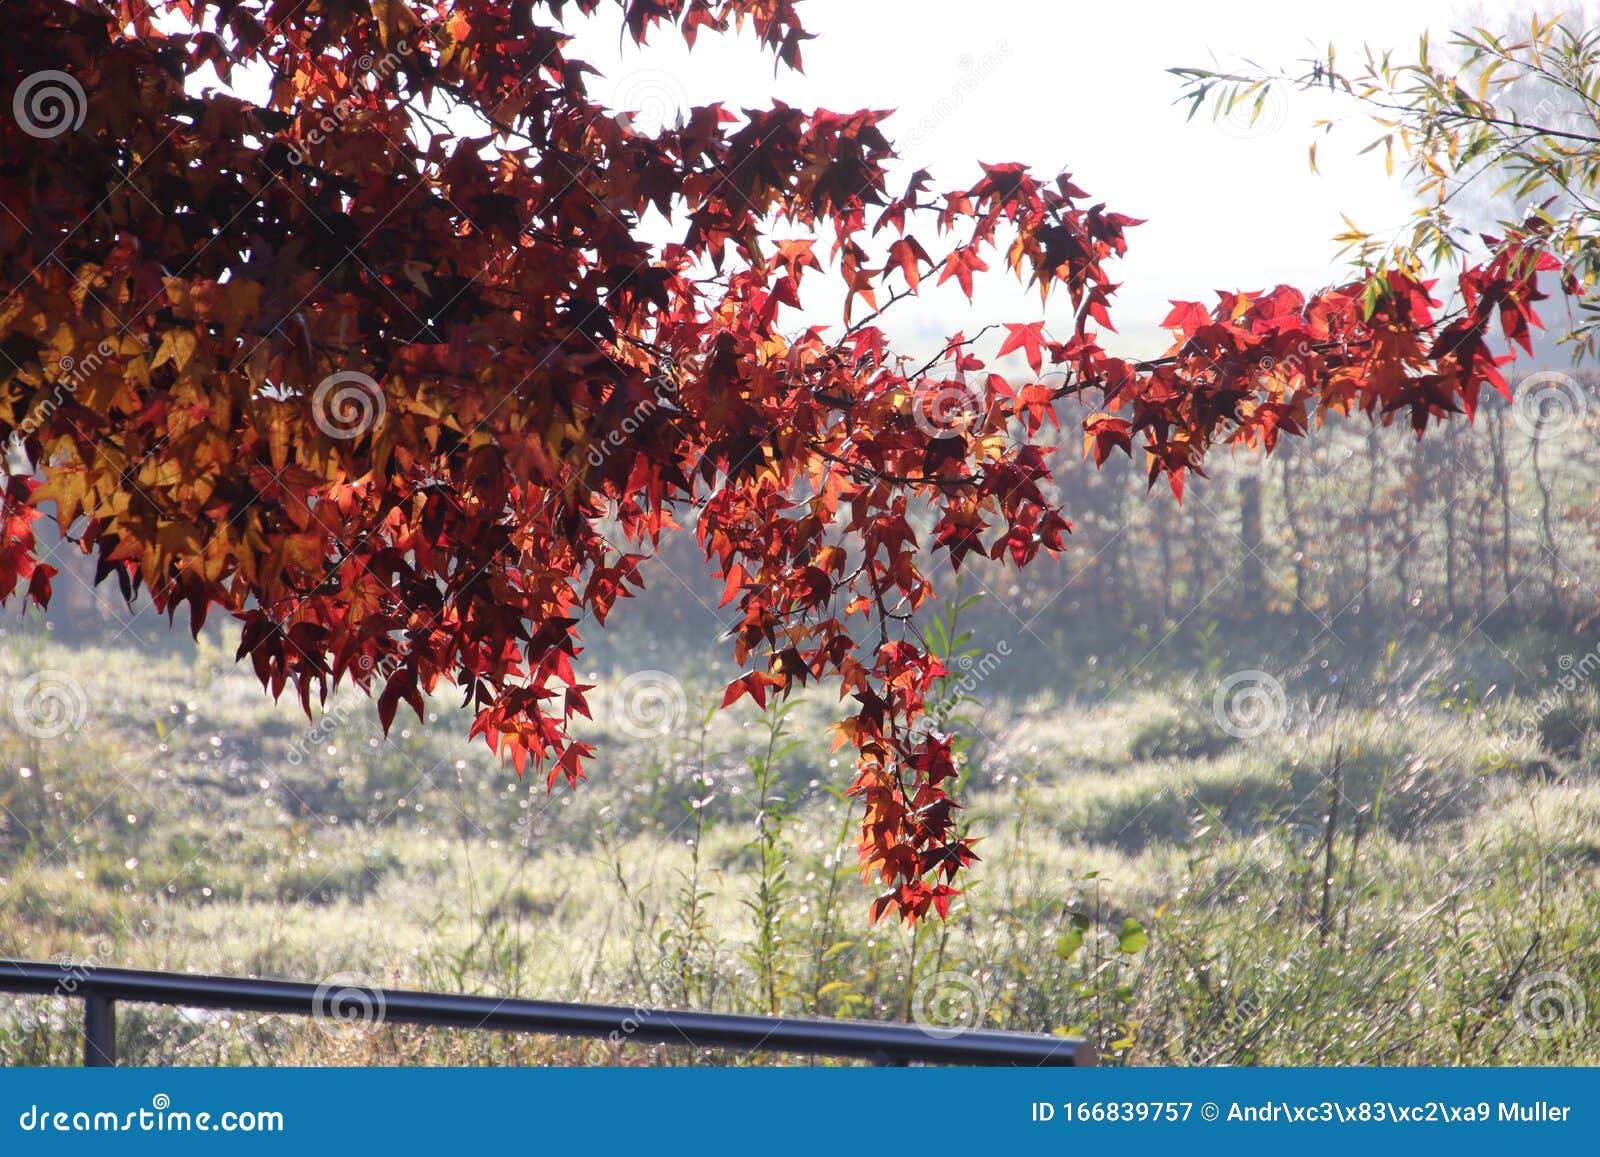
1078 229 1565 498
0 0 1567 920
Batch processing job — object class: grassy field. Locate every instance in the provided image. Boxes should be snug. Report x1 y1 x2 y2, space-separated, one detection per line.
2 615 1598 1066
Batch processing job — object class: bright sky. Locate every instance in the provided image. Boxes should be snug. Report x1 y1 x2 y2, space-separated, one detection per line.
565 0 1511 356
191 0 1551 359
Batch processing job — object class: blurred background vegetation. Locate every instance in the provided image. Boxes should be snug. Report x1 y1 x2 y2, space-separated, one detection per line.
5 379 1600 1066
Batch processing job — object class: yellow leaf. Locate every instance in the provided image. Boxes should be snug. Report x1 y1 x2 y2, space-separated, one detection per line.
372 0 420 49
151 330 198 372
142 457 185 489
974 433 1009 463
125 355 152 388
281 532 326 574
156 521 203 562
198 534 231 585
219 281 264 340
268 411 291 473
35 468 89 529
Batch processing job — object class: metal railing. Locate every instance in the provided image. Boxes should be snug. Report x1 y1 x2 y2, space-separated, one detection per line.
0 959 1093 1067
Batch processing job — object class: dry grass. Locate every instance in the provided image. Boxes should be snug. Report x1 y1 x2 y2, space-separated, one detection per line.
3 625 1598 1066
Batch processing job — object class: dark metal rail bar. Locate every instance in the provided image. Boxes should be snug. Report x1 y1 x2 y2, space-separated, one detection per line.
0 959 1092 1068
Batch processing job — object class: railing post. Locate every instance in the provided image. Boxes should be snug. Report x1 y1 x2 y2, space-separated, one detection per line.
83 993 116 1067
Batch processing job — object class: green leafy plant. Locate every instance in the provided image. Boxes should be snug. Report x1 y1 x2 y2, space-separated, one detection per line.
742 701 803 1015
